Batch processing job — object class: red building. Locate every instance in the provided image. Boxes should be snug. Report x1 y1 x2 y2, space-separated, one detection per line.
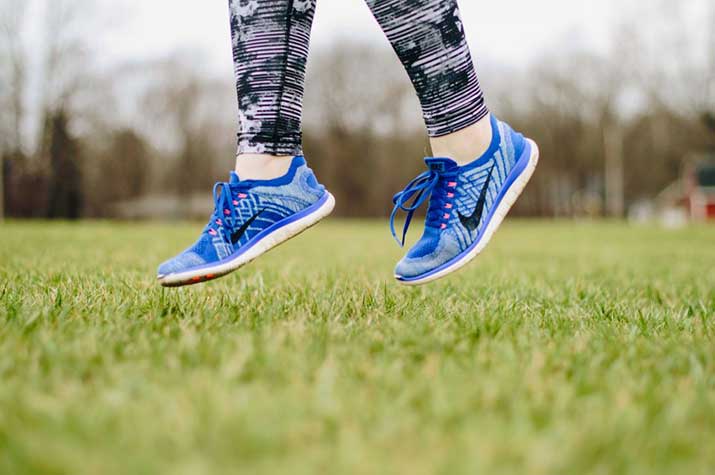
684 158 715 221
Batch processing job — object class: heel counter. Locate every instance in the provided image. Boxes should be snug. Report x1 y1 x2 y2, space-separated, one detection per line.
499 120 527 161
299 164 326 199
305 168 324 192
513 130 527 160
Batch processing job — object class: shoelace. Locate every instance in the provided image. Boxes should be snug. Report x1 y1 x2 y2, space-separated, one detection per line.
204 182 249 243
390 169 458 246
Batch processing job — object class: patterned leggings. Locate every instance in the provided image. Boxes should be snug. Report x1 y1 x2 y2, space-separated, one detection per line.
230 0 488 155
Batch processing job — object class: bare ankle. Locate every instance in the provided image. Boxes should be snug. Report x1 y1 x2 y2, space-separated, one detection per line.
235 154 293 180
429 114 493 166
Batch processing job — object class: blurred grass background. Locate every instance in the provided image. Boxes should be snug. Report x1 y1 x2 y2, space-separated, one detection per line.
1 220 714 474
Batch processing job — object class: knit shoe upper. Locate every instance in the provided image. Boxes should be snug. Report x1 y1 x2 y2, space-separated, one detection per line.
391 115 529 281
158 156 326 279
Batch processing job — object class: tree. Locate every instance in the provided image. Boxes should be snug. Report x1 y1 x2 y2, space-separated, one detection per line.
45 110 83 219
304 42 428 216
0 0 28 219
141 55 235 200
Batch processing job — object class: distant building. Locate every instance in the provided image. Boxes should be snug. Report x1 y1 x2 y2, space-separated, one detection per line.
657 154 715 222
685 158 715 220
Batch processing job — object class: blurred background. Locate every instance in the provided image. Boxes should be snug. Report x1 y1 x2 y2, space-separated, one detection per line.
0 0 713 222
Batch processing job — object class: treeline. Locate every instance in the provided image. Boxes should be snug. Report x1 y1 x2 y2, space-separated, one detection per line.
1 0 713 219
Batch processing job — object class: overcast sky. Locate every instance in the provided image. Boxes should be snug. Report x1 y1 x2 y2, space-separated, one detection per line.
99 0 628 75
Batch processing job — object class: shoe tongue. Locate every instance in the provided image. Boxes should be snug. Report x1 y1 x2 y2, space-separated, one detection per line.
424 157 458 173
229 171 241 185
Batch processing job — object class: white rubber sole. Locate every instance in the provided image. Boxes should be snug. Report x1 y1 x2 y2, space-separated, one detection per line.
397 139 540 286
158 193 336 287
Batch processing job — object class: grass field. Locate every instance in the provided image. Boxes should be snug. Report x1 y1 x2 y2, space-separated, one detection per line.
1 220 714 474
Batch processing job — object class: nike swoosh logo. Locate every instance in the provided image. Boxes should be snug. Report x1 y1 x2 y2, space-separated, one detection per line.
231 209 265 245
458 164 496 232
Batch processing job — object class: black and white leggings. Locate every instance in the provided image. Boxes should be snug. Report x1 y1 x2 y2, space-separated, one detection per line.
229 0 488 155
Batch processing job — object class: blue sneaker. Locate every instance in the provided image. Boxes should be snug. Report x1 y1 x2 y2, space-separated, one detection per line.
157 156 335 287
390 115 539 285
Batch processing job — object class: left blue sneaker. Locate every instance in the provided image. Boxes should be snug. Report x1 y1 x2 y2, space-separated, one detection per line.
157 156 334 287
390 115 539 285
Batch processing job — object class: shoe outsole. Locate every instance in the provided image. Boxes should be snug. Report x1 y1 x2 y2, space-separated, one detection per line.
396 139 540 286
158 192 336 287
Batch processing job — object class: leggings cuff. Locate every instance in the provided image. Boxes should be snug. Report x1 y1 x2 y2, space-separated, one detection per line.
237 132 304 156
426 99 490 137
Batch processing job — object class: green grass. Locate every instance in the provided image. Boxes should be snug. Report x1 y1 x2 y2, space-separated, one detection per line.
1 220 714 475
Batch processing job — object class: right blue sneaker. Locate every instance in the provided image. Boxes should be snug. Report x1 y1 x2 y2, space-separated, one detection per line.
390 115 539 285
157 156 334 287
